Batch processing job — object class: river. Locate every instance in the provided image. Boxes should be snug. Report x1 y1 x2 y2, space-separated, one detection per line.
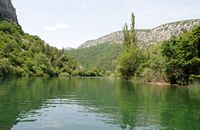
0 77 199 130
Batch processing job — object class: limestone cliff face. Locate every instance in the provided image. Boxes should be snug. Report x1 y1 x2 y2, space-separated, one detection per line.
79 19 200 48
0 0 18 24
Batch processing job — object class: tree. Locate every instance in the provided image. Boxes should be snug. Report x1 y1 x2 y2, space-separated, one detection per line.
0 58 15 76
116 13 142 79
192 25 200 58
0 19 79 77
117 49 141 79
162 25 200 84
122 13 136 50
122 23 131 50
130 13 136 48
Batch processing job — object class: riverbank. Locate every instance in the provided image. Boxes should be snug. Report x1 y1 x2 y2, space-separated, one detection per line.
148 81 171 86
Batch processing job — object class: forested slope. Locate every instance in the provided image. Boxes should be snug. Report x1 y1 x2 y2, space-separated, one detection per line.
67 43 122 71
0 19 78 76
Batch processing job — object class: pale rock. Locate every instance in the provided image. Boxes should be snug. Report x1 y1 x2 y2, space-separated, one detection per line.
0 0 18 24
79 19 200 48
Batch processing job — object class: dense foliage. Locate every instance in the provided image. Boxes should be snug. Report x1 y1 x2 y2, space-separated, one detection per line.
116 49 143 79
162 25 200 84
136 44 167 83
115 13 143 79
115 13 200 84
67 43 122 72
3 12 198 83
0 19 78 77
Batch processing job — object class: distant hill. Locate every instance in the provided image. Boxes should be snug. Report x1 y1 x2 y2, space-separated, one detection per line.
70 19 200 71
64 47 75 51
79 19 200 48
67 43 122 71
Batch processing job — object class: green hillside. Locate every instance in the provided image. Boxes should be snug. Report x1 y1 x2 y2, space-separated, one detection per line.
67 43 122 71
0 19 78 77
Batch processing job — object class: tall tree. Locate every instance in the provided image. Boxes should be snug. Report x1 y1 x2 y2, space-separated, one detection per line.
116 13 142 79
122 13 136 50
122 23 131 50
130 13 136 48
192 25 200 58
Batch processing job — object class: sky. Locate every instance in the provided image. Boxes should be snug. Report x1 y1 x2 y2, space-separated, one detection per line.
12 0 200 49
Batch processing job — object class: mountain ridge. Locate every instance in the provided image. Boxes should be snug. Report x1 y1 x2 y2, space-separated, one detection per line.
79 19 200 48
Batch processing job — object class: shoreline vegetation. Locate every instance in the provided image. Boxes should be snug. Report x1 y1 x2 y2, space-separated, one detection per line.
112 13 200 85
0 14 200 86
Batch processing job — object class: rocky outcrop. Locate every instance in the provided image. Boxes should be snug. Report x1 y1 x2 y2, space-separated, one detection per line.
0 0 18 24
79 31 124 48
79 19 200 48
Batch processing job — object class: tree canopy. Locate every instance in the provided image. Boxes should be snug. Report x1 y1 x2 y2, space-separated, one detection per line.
0 19 78 77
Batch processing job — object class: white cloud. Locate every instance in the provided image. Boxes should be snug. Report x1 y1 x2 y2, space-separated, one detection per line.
45 23 69 31
56 23 69 29
45 26 57 31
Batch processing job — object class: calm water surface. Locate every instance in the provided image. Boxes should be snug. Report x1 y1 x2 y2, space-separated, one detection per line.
0 78 199 130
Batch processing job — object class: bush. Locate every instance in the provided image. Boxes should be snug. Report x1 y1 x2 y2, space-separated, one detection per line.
116 49 142 79
0 58 15 76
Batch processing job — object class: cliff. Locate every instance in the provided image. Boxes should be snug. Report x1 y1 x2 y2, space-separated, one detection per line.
0 0 18 24
79 19 200 48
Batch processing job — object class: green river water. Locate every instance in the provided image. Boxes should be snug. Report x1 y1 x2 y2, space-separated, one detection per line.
0 78 199 130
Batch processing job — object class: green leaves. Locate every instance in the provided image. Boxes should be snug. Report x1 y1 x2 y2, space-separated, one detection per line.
116 13 141 79
0 58 16 76
116 49 142 79
0 20 79 77
122 13 136 50
161 25 200 84
68 43 122 71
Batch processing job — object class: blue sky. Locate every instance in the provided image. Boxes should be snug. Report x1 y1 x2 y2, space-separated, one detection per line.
12 0 200 49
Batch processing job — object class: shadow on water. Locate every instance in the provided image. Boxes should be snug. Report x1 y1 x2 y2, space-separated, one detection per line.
0 77 199 130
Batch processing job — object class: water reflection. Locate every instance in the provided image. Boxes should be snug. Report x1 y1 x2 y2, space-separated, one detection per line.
0 78 199 130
